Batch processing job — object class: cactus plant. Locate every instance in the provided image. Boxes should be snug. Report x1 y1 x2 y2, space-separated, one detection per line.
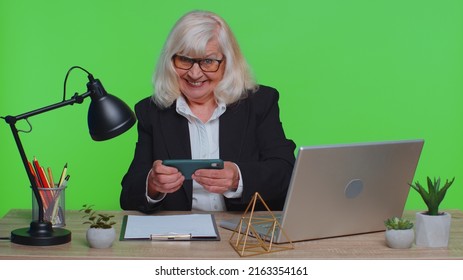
409 177 455 216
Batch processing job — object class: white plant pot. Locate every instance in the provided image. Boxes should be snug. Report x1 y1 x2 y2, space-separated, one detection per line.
415 212 451 248
86 227 116 249
385 229 414 249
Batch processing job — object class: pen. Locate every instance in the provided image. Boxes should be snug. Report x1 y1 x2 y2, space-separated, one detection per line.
40 167 51 188
150 233 192 241
61 175 70 188
57 163 68 187
32 157 45 188
28 161 42 190
33 157 54 209
29 160 48 209
51 175 69 224
50 195 62 226
47 167 55 188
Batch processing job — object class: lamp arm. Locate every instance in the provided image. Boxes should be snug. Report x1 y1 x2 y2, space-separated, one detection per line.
6 91 92 123
7 122 45 222
3 91 92 223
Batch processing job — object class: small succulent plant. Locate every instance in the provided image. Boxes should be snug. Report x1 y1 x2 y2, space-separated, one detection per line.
384 217 414 230
80 204 116 229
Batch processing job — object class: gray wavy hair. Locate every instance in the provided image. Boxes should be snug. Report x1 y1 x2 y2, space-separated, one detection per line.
152 10 258 108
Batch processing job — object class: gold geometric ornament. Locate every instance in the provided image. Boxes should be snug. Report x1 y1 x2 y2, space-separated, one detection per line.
229 192 294 257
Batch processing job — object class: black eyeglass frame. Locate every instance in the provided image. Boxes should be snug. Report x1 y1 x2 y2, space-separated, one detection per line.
172 54 225 72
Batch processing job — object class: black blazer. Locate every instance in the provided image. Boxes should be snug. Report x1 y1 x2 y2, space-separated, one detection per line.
120 85 296 213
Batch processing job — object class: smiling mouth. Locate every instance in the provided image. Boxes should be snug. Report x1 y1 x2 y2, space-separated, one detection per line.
187 80 205 87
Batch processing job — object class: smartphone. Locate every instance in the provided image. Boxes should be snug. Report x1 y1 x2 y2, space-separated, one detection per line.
162 159 224 180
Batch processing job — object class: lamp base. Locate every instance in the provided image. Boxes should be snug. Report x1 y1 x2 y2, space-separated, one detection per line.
11 220 71 246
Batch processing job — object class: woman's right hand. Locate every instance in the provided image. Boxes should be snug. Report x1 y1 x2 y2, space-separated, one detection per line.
147 160 185 198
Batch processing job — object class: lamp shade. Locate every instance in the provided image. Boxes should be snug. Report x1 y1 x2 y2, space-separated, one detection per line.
86 77 136 141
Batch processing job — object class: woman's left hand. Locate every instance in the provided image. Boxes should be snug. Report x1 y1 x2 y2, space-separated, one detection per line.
191 161 239 194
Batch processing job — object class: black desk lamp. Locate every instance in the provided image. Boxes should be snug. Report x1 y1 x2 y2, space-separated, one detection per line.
1 66 136 246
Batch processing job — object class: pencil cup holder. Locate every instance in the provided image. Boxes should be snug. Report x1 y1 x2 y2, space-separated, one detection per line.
31 185 67 227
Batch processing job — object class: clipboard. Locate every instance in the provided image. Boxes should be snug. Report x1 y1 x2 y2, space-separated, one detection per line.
120 213 220 241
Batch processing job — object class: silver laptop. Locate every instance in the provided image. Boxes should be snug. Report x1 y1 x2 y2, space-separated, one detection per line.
220 139 424 243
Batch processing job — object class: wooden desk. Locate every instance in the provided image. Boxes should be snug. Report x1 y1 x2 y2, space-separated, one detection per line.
0 209 462 259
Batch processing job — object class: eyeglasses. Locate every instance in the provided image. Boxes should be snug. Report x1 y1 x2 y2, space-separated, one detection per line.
172 54 224 72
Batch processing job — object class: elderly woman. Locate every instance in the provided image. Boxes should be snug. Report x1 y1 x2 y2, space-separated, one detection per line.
121 10 295 213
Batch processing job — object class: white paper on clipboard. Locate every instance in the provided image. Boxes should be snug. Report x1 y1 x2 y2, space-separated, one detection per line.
121 214 220 241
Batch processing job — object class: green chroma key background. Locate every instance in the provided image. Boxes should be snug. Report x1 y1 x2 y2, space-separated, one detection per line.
1 0 462 217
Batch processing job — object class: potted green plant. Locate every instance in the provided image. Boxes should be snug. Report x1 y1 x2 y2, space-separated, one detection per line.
80 204 117 249
384 217 414 249
409 177 455 247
